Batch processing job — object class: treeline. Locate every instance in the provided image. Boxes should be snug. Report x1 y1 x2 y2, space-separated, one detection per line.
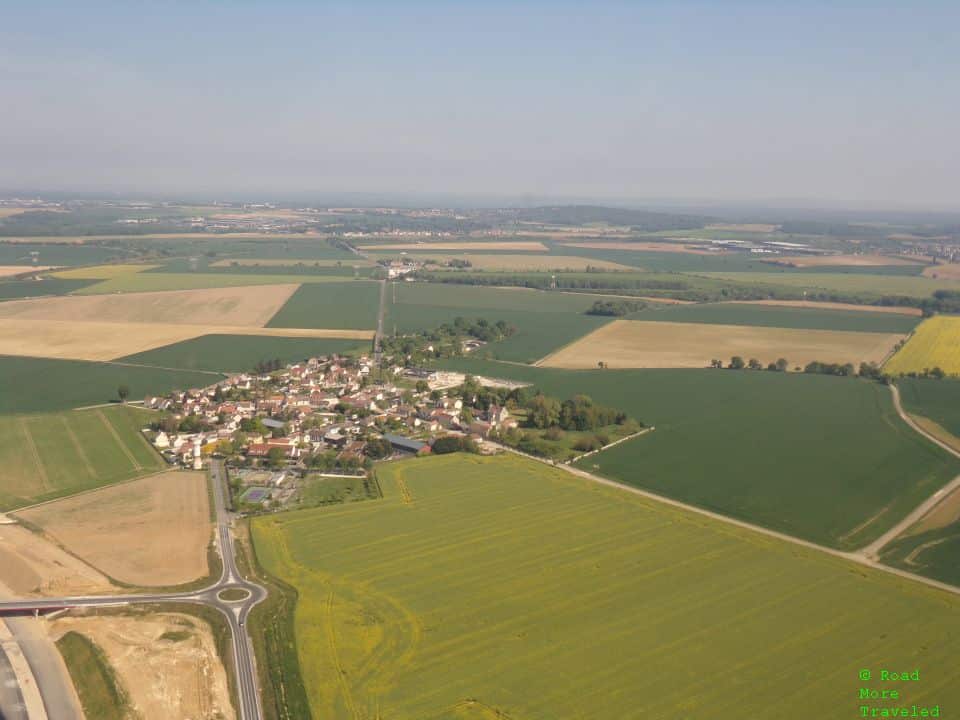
586 299 646 316
381 318 515 363
716 356 891 380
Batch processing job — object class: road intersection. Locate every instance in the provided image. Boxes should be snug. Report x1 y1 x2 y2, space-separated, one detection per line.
0 459 267 720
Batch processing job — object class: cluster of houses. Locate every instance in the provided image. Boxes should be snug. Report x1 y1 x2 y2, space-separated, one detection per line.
142 355 519 471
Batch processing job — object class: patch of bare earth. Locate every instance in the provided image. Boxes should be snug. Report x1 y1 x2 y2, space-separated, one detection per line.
730 300 923 316
48 612 235 720
560 241 726 255
17 472 211 588
0 266 57 278
0 283 299 326
763 254 924 268
0 523 114 597
538 319 904 369
923 263 960 280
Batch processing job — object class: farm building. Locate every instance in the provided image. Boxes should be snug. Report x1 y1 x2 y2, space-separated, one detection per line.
383 433 431 455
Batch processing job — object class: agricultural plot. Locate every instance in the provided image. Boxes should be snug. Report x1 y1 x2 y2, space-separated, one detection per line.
697 271 960 298
0 355 216 414
50 264 159 279
73 272 355 294
0 277 96 300
385 282 611 363
628 301 920 333
437 359 959 548
357 241 549 251
252 454 960 720
885 316 960 376
0 405 164 510
266 281 381 330
0 243 121 266
540 319 902 369
117 334 367 372
897 378 960 437
0 284 299 326
18 471 211 587
374 253 632 271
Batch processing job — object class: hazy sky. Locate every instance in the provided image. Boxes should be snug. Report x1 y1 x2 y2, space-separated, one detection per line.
2 1 958 208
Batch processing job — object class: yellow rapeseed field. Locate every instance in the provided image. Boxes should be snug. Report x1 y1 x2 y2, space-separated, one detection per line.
885 315 960 375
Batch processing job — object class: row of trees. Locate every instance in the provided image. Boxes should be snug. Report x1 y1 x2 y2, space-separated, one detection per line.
713 356 789 372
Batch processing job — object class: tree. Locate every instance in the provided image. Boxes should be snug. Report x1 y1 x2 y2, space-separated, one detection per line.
363 438 393 459
710 359 723 369
267 447 286 469
775 358 789 372
432 435 465 454
747 358 762 370
527 394 561 429
415 380 430 393
117 384 130 403
729 356 745 370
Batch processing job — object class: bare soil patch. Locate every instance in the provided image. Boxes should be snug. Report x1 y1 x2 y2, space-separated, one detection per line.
0 265 57 278
0 318 372 361
923 263 960 280
48 612 235 720
0 284 299 327
731 300 923 316
560 241 725 255
0 523 113 596
18 472 211 587
359 241 549 251
764 254 924 268
539 319 903 369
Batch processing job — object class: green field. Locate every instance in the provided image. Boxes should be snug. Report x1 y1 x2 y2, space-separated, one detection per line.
0 355 217 414
628 301 920 333
0 405 164 510
117 334 367 372
73 273 362 294
266 281 381 330
0 242 123 266
437 359 959 548
880 522 960 587
697 271 960 298
252 454 960 720
898 378 960 436
386 283 611 363
0 277 96 300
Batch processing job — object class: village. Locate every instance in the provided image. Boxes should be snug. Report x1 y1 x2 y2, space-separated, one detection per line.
141 354 525 512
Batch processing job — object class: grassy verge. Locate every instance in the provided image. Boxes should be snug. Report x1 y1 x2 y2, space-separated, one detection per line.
909 413 960 455
56 631 129 720
233 519 312 720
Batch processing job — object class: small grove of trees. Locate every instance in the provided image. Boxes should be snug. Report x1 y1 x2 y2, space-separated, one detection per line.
719 356 788 372
253 358 284 375
526 393 631 431
586 299 646 316
363 438 393 459
803 361 856 377
431 435 479 454
117 384 130 402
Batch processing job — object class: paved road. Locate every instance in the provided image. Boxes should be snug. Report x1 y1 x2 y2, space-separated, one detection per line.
0 640 27 720
374 279 387 365
858 383 960 559
0 460 267 720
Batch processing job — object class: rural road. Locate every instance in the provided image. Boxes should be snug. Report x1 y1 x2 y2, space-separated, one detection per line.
0 640 28 720
0 459 267 720
858 383 960 559
374 278 387 365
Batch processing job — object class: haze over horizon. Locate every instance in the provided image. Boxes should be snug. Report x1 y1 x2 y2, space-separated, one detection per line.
3 1 958 210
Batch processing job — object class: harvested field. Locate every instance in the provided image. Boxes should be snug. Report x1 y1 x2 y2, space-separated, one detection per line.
252 454 960 719
765 254 924 268
74 272 351 294
358 241 548 251
561 240 723 254
0 265 56 277
0 284 299 326
0 523 113 596
732 299 923 316
539 319 903 369
50 264 159 279
49 612 235 720
18 472 211 587
885 316 960 375
0 318 371 361
397 253 632 271
924 263 960 280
